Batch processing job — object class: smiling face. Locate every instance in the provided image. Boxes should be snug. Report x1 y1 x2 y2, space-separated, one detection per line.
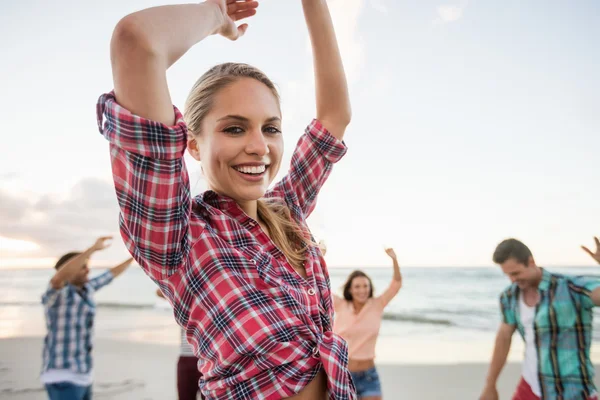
499 257 539 290
187 77 283 203
349 276 372 304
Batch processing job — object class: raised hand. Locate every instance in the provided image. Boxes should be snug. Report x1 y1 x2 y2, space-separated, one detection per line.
582 237 600 264
385 247 397 260
92 236 113 251
207 0 259 40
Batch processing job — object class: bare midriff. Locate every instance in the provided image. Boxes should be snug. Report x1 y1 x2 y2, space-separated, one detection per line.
348 358 375 372
287 369 328 400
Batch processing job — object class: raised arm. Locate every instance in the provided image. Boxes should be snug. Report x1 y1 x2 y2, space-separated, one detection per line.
111 0 258 124
378 248 403 306
580 237 600 306
109 257 135 279
266 2 350 216
302 0 351 140
100 1 259 281
50 237 112 289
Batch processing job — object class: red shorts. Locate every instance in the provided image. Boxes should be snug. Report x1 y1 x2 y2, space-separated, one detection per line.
512 377 598 400
512 378 540 400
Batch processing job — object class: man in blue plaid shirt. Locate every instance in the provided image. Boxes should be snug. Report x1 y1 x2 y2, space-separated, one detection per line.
41 236 134 400
480 237 600 400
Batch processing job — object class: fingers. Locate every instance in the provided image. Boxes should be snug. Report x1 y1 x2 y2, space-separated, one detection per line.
237 23 249 37
227 1 258 15
595 236 600 248
582 246 594 257
231 9 257 22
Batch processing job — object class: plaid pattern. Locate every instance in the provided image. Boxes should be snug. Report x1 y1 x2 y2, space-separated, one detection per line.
500 268 600 399
97 91 356 400
41 270 114 374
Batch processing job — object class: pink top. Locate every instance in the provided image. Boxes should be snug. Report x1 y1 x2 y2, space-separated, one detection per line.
333 280 402 360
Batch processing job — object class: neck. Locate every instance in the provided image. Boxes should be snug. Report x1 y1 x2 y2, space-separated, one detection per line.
69 281 84 289
238 200 259 221
352 299 366 311
524 267 543 292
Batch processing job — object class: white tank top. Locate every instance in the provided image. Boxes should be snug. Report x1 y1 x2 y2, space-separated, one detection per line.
519 294 541 397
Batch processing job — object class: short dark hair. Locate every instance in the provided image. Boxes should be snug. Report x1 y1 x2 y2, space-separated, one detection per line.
492 239 532 265
342 270 374 301
54 252 81 270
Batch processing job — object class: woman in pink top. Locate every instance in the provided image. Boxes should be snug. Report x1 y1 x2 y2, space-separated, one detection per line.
333 248 403 400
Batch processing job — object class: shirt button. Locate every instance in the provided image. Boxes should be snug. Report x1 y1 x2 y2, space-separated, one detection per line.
307 288 316 296
251 260 257 265
312 347 320 359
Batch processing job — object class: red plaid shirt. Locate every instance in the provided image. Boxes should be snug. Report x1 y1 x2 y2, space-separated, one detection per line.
97 91 356 400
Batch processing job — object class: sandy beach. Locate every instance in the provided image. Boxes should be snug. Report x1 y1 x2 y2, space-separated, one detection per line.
4 337 598 400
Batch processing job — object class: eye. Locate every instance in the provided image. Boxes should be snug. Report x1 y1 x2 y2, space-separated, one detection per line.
223 126 245 135
263 125 281 135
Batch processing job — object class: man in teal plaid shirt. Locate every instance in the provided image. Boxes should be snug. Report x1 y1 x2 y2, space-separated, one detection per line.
480 237 600 400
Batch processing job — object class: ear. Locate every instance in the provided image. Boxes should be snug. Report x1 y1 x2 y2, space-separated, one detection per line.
527 256 536 268
187 137 201 162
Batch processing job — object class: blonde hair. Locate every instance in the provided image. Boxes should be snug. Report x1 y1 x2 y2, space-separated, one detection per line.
184 63 312 272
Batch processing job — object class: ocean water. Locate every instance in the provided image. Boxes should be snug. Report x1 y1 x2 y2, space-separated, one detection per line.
2 266 600 343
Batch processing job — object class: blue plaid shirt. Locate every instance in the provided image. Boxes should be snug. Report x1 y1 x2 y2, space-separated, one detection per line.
41 270 114 375
500 268 600 399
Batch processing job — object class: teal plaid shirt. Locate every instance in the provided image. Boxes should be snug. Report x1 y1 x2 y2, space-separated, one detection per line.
500 268 600 399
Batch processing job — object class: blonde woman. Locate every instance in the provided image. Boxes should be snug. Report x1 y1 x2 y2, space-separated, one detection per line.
98 1 354 399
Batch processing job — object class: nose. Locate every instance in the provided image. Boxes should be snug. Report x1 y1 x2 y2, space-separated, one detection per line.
245 129 269 157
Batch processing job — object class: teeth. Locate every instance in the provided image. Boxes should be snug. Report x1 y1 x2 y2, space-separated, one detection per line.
235 165 266 174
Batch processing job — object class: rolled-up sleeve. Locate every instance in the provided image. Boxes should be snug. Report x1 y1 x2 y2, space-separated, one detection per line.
97 91 192 281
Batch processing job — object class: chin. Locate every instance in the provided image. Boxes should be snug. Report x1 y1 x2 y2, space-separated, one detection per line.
231 187 269 202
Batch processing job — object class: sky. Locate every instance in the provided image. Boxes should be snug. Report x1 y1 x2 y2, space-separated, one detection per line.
0 0 598 269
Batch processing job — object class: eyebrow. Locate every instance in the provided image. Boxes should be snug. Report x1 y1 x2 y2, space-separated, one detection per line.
216 115 281 124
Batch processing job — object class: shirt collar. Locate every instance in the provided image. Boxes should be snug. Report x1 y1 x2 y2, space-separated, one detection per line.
537 268 552 292
197 190 256 227
200 190 239 211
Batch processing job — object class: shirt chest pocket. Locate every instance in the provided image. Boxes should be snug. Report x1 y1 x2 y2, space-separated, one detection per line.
237 246 287 290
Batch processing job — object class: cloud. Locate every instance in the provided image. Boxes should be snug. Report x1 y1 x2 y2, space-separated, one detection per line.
0 178 122 258
435 1 469 24
0 172 19 181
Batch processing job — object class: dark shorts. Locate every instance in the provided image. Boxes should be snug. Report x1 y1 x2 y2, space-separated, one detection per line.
177 355 204 400
350 367 382 398
45 382 92 400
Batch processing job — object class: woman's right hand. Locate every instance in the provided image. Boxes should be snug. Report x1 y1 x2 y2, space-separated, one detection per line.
207 0 259 40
